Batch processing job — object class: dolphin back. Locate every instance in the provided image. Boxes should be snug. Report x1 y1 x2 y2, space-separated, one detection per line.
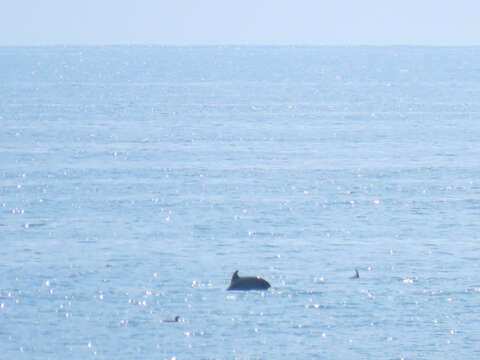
227 272 271 291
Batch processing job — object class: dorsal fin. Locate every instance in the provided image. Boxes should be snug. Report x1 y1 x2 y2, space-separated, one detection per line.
232 270 239 281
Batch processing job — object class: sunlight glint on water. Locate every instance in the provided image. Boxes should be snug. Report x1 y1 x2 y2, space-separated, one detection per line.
1 46 480 359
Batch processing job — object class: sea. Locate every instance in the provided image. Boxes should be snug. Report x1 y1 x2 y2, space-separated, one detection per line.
1 45 480 359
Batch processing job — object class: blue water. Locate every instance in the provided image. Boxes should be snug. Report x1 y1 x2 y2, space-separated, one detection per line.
1 46 480 359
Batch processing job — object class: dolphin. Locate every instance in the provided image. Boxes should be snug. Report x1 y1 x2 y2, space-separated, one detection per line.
162 315 180 323
227 270 271 291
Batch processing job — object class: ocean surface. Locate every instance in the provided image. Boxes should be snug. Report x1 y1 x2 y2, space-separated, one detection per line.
1 45 480 359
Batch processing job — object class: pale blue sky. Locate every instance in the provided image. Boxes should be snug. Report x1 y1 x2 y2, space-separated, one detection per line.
2 0 479 46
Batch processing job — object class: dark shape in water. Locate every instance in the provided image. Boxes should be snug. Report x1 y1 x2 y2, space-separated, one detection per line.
163 315 180 323
350 269 360 279
227 270 271 291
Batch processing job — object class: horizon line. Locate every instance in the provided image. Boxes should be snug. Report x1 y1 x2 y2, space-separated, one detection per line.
1 43 480 48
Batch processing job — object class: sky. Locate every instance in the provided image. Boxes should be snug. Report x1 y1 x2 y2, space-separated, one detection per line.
1 0 479 46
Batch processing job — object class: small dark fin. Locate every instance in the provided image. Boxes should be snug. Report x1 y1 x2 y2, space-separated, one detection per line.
232 270 239 281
